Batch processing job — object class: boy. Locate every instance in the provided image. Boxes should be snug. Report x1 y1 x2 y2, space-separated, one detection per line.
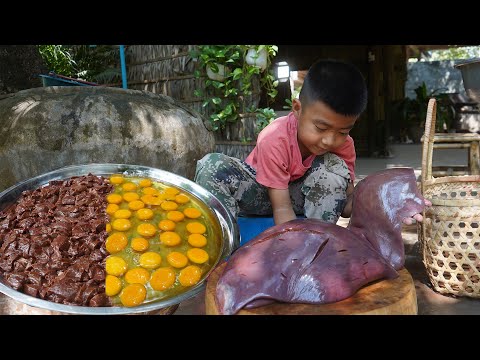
195 59 428 225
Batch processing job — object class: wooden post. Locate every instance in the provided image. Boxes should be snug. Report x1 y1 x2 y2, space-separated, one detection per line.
470 140 480 175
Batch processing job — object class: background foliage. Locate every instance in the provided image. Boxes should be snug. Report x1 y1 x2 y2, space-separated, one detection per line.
190 45 279 133
37 45 121 84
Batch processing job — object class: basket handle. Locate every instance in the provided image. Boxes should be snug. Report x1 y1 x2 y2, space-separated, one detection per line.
419 98 436 248
421 98 437 192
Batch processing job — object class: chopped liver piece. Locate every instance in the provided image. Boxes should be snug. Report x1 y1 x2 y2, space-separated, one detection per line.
0 174 113 307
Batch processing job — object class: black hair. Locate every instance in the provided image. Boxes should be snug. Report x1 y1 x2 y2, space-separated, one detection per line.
299 59 368 116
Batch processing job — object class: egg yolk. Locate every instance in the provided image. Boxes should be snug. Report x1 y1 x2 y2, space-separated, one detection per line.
137 223 157 237
178 265 202 287
106 256 128 276
159 219 176 231
136 208 154 220
174 194 190 204
160 231 181 246
122 182 138 191
131 237 149 252
184 207 202 219
109 175 124 184
105 275 122 296
125 267 151 285
139 252 162 269
164 187 180 196
142 187 159 195
139 178 152 187
106 232 128 253
167 252 189 268
114 209 132 219
107 193 123 204
141 194 163 206
104 175 217 307
186 222 206 234
120 283 147 307
188 233 207 247
112 218 132 232
150 267 176 291
161 201 178 211
167 210 185 222
106 203 120 215
123 192 140 202
128 200 145 211
187 248 209 264
159 192 176 201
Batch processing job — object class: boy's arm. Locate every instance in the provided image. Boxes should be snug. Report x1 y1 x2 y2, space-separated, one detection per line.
268 188 296 225
341 182 355 218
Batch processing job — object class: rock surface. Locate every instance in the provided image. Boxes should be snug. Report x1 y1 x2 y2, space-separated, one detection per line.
0 86 215 191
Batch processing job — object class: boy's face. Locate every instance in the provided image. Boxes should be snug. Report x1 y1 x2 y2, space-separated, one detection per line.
292 99 358 159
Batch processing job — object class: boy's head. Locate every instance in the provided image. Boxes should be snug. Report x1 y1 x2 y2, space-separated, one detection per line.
292 59 368 159
298 58 368 116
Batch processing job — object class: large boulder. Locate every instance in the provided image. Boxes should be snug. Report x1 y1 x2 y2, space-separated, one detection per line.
0 86 215 191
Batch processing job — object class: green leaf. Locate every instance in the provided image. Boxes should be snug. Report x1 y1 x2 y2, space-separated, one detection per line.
268 89 278 98
212 97 222 105
226 88 238 96
212 81 225 89
248 66 260 74
232 68 243 80
209 63 219 73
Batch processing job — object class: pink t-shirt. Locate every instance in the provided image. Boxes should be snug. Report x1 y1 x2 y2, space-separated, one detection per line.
244 112 356 189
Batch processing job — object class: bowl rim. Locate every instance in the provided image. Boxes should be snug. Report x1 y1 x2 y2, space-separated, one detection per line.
0 163 239 315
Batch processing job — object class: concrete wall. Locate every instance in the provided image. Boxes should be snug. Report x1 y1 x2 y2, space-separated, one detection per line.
406 60 465 98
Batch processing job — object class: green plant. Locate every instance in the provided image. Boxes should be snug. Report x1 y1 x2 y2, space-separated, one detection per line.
255 107 277 132
190 45 279 132
393 82 454 133
38 45 77 77
283 98 293 110
70 45 121 84
38 45 121 84
283 86 301 110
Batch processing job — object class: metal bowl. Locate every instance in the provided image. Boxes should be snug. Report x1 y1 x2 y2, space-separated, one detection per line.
0 163 239 315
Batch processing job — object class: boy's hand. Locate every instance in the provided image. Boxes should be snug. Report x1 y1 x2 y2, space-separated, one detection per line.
268 188 297 225
341 182 355 218
402 199 432 225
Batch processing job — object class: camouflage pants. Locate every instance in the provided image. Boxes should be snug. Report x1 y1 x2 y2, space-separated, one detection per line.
194 152 351 224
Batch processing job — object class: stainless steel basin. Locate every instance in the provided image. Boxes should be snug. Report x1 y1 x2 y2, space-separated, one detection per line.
0 163 239 314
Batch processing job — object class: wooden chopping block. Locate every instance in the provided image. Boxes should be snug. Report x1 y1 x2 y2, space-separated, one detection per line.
205 262 417 315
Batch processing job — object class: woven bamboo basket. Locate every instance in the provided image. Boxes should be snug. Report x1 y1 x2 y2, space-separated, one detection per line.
420 98 480 297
